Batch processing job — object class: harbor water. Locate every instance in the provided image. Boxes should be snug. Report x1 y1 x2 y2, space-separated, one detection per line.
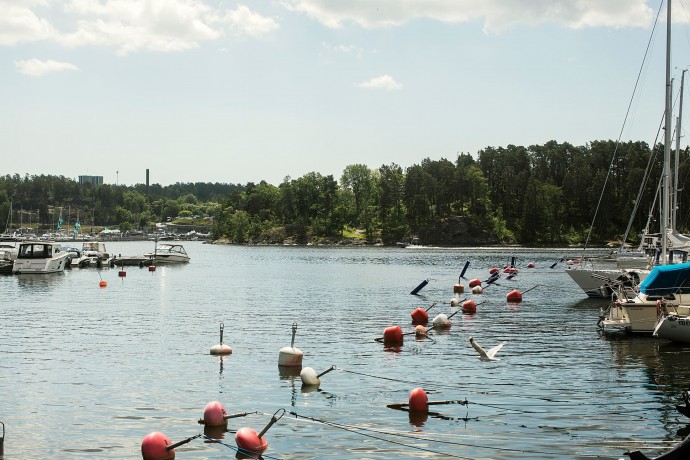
2 242 690 459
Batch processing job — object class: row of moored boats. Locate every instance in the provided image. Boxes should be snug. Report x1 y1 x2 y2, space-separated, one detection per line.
0 240 190 275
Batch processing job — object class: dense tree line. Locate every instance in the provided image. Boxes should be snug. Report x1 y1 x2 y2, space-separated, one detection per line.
1 139 688 245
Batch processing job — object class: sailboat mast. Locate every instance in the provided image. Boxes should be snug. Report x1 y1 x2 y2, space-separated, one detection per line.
673 69 685 230
662 0 672 264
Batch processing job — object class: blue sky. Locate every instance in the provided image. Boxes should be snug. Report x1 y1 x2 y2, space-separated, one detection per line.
1 0 689 187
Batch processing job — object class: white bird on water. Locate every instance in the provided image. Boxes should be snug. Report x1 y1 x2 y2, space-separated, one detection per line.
469 337 506 361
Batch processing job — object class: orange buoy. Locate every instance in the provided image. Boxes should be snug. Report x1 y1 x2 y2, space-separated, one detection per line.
99 280 107 288
383 325 403 345
468 278 481 288
527 262 536 268
410 308 428 324
489 267 499 274
453 283 464 294
203 401 228 427
414 325 428 338
462 299 477 313
235 427 268 453
503 267 517 274
141 432 175 460
506 289 523 303
409 387 428 412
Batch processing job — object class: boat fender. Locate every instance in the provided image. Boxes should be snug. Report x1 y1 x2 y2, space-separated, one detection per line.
141 432 175 460
657 300 662 316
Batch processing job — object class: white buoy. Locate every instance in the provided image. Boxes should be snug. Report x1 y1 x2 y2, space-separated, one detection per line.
450 298 459 307
471 285 483 294
432 313 450 328
210 322 232 355
300 365 336 387
300 367 320 386
278 322 303 367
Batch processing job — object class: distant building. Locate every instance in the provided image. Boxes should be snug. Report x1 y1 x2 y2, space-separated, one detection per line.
78 175 103 187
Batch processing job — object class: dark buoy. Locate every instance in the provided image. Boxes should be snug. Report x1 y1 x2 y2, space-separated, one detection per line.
118 269 126 277
459 261 470 278
410 279 429 295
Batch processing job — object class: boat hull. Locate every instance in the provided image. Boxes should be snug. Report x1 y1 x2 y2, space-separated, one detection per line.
654 315 690 343
566 268 646 298
12 253 69 274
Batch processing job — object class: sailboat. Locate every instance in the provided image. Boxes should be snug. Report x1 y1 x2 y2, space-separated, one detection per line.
566 1 690 298
599 0 690 334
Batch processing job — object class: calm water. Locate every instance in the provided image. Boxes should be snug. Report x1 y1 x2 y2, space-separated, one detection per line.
2 242 690 459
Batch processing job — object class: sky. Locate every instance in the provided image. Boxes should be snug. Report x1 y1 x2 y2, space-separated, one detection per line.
2 0 690 187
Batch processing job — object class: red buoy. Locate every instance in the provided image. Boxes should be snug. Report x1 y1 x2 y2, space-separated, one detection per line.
468 278 481 288
118 270 127 277
462 299 477 313
235 427 268 453
503 267 517 274
527 262 535 268
506 289 523 303
99 280 107 288
149 265 156 272
203 401 228 427
410 308 428 324
409 387 428 412
141 432 175 460
383 325 403 346
489 267 499 274
453 283 464 294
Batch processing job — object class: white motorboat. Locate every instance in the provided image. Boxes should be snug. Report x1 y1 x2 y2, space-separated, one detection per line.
12 241 70 274
600 262 690 334
144 243 190 264
0 242 18 261
653 306 690 344
566 266 646 298
81 241 112 265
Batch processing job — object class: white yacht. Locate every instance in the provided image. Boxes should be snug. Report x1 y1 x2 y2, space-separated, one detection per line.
82 241 112 265
144 243 190 264
600 262 690 334
12 241 70 274
653 306 690 344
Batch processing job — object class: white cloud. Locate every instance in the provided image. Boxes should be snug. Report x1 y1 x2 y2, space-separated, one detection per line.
15 58 79 76
284 0 654 32
0 1 58 46
0 0 279 55
356 74 402 90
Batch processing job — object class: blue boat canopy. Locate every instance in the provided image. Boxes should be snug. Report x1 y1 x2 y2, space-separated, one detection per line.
639 262 690 296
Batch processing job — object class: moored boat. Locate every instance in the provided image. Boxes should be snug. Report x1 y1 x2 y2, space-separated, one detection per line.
12 240 70 274
144 243 190 264
600 262 690 334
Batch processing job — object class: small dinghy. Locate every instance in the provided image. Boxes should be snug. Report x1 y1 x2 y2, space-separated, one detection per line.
627 435 690 460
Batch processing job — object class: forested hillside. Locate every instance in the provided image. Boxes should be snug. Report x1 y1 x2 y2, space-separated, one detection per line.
1 140 685 246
